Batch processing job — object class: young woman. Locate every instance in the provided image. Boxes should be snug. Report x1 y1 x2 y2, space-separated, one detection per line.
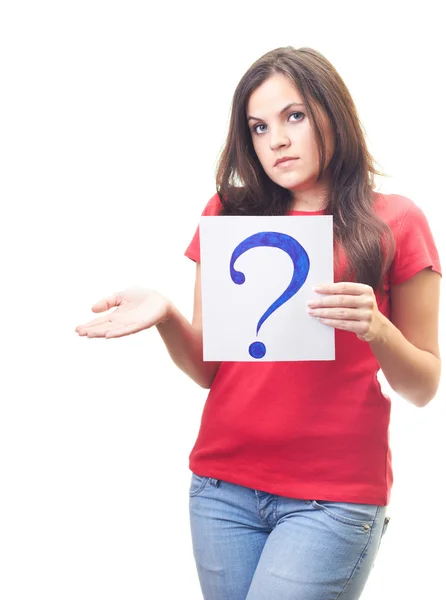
75 47 441 599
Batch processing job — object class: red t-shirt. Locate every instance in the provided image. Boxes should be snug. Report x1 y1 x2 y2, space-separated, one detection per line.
184 191 441 505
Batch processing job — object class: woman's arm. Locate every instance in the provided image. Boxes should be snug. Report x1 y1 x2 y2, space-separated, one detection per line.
369 268 441 407
156 262 221 389
308 268 441 407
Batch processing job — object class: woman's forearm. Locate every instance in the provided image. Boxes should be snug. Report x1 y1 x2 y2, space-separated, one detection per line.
370 316 441 407
156 303 220 389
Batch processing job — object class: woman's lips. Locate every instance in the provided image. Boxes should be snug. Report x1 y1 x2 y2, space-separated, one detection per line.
275 158 298 169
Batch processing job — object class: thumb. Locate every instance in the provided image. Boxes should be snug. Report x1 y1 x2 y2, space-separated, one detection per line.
91 293 121 313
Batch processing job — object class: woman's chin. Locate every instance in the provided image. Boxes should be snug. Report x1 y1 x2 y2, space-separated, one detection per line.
271 173 302 188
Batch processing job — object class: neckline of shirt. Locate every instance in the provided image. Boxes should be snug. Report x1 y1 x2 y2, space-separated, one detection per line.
289 208 326 215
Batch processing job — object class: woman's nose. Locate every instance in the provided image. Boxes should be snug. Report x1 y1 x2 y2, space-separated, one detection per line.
269 127 290 151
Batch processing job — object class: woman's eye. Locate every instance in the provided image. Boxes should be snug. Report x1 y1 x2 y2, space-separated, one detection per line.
253 123 267 134
290 111 304 121
251 112 304 135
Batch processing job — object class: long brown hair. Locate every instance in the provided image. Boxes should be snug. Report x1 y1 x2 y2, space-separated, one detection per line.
215 46 395 292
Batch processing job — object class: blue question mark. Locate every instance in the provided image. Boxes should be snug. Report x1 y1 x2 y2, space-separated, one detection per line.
230 232 310 359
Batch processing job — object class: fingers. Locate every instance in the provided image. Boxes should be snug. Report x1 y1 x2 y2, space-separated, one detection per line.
308 283 375 309
313 317 370 337
75 315 112 332
313 282 372 295
308 295 374 309
76 323 110 337
77 321 138 338
308 307 370 321
75 292 123 333
308 282 380 341
76 318 158 338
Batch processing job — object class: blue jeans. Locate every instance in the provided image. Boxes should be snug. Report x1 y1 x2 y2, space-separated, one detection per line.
189 473 390 600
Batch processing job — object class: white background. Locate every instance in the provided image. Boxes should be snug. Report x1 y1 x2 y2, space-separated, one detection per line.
201 216 334 361
0 1 444 598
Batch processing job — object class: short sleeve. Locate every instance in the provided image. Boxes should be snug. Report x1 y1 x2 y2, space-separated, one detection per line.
184 192 223 263
389 201 442 286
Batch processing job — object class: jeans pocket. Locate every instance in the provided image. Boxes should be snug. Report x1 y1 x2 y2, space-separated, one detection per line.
189 473 209 497
311 500 379 528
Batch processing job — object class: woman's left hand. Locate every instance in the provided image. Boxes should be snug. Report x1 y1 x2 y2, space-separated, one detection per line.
307 282 387 342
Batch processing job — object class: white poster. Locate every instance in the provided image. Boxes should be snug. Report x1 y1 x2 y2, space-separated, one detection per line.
200 215 335 362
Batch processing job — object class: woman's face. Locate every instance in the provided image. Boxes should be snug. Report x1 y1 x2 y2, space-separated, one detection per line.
246 73 334 203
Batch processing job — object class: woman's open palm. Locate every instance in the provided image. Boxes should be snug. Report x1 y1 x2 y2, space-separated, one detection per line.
75 288 171 338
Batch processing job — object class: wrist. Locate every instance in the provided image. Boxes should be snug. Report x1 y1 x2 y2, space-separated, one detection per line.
367 312 392 346
157 299 175 327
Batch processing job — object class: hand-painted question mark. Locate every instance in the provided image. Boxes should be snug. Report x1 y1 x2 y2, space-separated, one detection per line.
230 232 310 359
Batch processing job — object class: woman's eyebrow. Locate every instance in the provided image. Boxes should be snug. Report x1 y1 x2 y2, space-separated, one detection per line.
247 102 305 122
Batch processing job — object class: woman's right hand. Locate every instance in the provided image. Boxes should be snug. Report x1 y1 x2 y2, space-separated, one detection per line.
75 287 172 338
